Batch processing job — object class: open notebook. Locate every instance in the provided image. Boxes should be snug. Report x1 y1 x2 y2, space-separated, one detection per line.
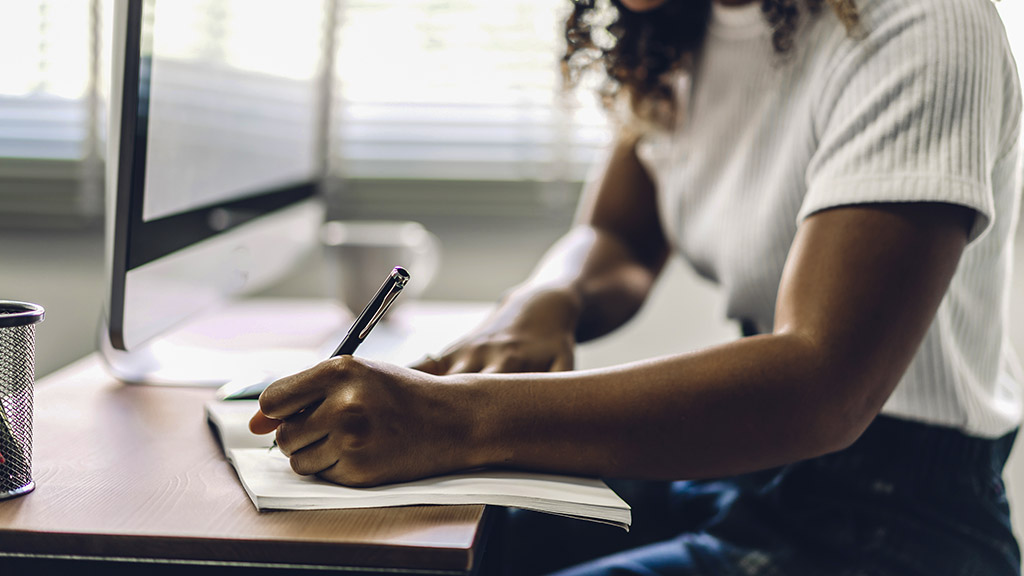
206 400 631 530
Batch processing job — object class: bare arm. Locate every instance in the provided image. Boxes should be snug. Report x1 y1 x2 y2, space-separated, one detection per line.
252 201 972 485
412 134 669 375
527 132 670 342
453 202 973 479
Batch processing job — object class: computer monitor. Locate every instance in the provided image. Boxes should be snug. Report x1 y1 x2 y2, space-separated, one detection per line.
99 0 339 386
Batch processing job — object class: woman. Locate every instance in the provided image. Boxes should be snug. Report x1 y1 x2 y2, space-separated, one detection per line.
250 0 1023 573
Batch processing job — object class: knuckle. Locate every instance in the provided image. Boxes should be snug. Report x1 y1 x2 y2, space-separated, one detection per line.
496 355 525 373
318 451 385 487
274 427 294 455
289 455 318 476
321 355 360 378
498 339 526 358
335 412 371 445
324 386 367 416
258 386 286 416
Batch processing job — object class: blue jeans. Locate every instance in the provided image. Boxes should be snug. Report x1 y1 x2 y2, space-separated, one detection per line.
495 415 1020 576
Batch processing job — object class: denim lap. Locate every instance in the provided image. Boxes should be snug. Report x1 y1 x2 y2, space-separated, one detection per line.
498 416 1020 576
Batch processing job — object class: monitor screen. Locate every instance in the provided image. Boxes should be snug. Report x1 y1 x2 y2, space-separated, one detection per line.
100 0 332 384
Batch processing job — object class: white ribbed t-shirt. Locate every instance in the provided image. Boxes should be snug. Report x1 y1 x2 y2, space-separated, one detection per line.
636 0 1024 437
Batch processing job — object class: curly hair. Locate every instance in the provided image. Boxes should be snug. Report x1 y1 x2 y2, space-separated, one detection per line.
562 0 861 126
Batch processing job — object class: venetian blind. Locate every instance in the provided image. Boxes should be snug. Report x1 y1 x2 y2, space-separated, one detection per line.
330 0 611 183
0 0 107 224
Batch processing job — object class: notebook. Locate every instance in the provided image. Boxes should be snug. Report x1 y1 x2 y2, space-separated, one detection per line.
206 400 631 530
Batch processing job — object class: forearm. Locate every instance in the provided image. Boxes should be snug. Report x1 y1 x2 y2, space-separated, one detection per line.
446 203 972 481
496 133 667 343
453 332 873 480
258 202 968 489
505 224 663 343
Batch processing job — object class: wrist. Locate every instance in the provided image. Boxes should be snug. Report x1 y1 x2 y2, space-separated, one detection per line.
503 284 583 338
422 373 500 471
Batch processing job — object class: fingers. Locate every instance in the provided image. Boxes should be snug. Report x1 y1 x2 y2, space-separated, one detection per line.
412 351 492 375
430 348 573 374
248 410 281 435
315 460 380 488
273 404 329 457
549 350 574 372
409 353 447 375
276 404 382 485
257 362 333 420
447 354 484 374
285 435 338 476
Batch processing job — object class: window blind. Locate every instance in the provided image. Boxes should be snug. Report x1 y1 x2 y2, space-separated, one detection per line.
0 0 106 225
330 0 611 183
4 1 1022 226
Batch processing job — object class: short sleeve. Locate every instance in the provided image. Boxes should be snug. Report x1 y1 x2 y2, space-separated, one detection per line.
800 0 1019 244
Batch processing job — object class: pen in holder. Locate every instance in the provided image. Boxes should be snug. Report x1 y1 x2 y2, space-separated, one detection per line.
0 301 44 500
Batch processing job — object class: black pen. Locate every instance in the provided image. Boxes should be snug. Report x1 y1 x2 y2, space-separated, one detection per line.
331 266 410 357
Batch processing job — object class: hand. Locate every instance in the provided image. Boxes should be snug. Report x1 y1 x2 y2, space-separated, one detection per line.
248 356 477 486
411 289 578 375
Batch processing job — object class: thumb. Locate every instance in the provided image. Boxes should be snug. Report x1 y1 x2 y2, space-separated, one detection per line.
249 410 282 435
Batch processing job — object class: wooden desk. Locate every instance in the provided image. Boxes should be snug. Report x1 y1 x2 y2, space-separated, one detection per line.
0 355 492 574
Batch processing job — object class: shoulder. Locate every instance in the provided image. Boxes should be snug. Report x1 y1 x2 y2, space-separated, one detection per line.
799 0 1021 244
851 0 1005 35
806 0 1013 66
834 0 1013 67
809 0 1020 132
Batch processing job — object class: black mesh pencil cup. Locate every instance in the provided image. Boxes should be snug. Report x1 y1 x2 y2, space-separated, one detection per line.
0 301 44 499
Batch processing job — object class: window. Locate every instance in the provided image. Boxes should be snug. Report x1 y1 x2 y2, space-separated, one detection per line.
331 0 610 183
0 0 610 226
8 1 1018 227
0 0 94 159
326 0 610 223
0 0 107 226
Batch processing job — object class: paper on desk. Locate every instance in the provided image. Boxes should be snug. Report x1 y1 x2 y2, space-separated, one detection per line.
205 400 631 530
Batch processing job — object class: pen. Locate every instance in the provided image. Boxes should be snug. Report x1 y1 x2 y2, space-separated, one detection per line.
269 266 410 451
331 266 410 357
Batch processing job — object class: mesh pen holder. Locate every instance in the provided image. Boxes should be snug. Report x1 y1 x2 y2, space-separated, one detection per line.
0 301 44 500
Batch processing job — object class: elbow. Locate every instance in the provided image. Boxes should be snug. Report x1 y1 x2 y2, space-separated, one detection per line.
809 372 900 458
784 333 901 458
818 405 875 455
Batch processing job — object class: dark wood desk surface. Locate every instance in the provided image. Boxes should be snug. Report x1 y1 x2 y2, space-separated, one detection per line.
0 356 489 574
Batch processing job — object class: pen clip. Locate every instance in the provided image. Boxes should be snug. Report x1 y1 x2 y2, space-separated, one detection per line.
359 277 405 339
